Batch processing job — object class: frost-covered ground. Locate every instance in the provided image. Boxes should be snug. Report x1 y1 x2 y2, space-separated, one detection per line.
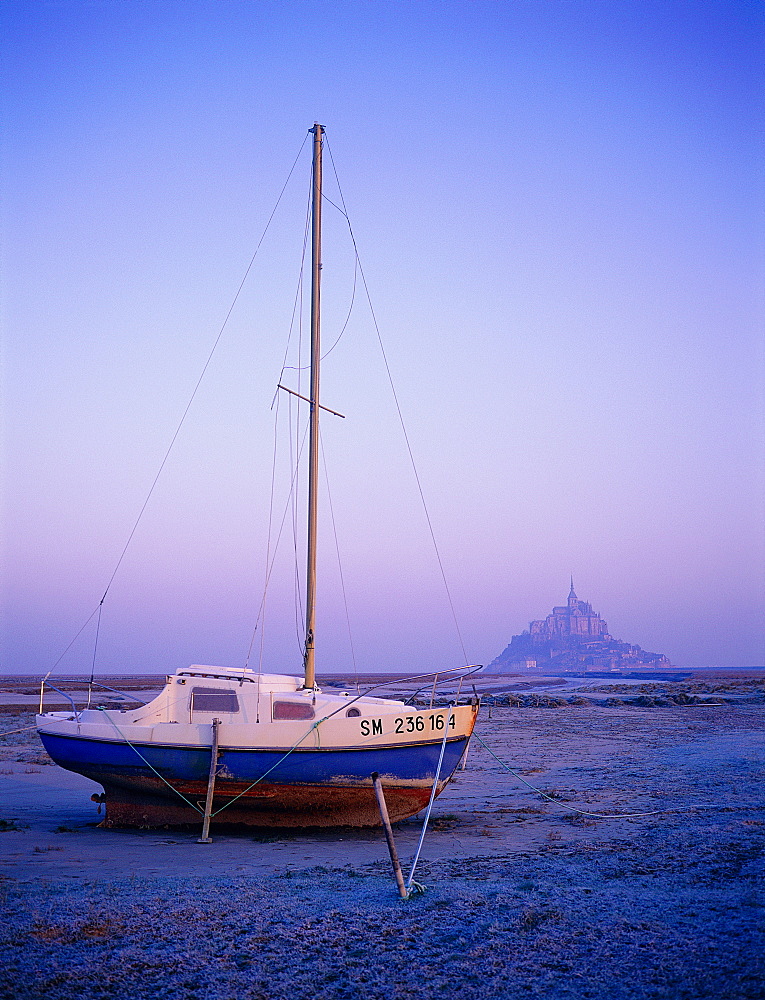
1 687 763 999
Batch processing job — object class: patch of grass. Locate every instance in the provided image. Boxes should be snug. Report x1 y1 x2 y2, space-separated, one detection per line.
518 905 561 931
0 818 28 831
539 787 573 801
431 815 459 830
30 916 123 943
562 812 597 827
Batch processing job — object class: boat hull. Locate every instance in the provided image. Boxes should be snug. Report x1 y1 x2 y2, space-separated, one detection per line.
91 777 442 828
38 729 472 828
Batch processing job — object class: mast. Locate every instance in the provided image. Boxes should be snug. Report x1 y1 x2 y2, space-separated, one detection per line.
303 122 323 689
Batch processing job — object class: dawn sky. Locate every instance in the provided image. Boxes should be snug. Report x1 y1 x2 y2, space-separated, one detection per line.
2 0 764 676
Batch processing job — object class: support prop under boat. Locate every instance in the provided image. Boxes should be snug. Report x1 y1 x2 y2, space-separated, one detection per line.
197 718 221 843
372 771 408 899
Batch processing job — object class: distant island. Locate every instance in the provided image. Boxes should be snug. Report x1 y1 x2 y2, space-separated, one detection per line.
485 580 671 673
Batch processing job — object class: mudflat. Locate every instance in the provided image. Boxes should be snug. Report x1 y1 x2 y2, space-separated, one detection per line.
1 673 763 999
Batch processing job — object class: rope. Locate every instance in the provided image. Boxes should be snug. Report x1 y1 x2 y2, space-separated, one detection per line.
0 723 45 737
29 701 329 821
97 708 204 815
211 716 330 816
0 716 104 737
405 705 454 896
473 733 718 819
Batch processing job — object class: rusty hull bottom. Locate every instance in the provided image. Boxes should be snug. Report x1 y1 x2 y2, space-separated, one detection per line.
97 776 443 829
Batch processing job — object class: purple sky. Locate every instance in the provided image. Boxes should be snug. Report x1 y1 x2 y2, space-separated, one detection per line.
2 0 764 676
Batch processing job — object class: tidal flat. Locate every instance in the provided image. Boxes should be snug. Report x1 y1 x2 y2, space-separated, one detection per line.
1 678 763 999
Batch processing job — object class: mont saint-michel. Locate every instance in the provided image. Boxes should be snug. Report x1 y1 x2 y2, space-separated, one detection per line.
486 581 671 673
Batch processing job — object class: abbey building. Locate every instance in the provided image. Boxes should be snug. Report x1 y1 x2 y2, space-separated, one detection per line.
486 581 670 673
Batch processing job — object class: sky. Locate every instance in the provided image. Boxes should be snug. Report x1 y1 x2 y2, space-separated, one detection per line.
2 0 763 677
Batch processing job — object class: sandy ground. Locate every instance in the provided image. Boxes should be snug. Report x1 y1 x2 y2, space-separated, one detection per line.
0 674 763 999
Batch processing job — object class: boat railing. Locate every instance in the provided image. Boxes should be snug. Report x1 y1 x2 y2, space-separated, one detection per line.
38 680 81 721
86 682 148 705
38 678 148 718
361 664 483 709
306 664 481 730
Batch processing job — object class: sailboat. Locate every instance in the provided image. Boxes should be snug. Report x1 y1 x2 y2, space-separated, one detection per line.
36 125 479 829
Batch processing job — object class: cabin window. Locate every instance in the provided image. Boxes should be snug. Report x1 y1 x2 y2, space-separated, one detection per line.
191 688 239 713
272 701 315 721
346 707 361 718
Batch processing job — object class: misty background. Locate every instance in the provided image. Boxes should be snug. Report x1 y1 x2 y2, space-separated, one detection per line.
2 0 763 676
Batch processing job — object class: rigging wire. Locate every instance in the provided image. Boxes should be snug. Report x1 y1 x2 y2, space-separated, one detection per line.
245 386 283 680
289 391 307 654
86 602 103 709
320 435 360 691
40 605 101 682
405 704 455 895
241 408 311 670
259 140 360 669
280 248 358 367
242 159 321 672
100 133 311 610
43 133 310 679
319 255 358 361
324 135 469 665
275 167 313 658
274 166 312 381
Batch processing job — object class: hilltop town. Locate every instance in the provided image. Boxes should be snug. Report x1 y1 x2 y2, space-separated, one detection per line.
486 581 671 673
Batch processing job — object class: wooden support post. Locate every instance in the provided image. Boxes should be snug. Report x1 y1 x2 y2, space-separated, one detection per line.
197 718 220 844
460 735 472 771
371 771 408 899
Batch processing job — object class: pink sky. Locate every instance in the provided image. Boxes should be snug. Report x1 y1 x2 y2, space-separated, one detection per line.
2 1 763 675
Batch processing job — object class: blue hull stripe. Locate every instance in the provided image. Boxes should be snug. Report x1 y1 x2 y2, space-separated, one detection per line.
39 731 467 786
